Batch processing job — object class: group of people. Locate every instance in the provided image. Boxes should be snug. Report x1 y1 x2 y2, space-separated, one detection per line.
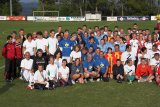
2 23 160 90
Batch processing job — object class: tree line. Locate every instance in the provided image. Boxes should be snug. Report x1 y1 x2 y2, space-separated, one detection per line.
0 0 159 16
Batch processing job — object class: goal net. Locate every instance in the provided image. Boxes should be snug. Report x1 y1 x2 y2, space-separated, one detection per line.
33 11 59 22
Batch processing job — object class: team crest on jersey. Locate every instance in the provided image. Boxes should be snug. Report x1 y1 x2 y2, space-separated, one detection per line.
89 66 92 70
76 69 80 73
100 63 104 68
65 43 69 47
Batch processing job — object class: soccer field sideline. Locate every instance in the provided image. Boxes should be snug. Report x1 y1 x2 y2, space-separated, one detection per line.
0 21 159 107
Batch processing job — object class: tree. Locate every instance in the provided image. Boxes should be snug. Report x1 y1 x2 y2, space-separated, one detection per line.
0 0 22 16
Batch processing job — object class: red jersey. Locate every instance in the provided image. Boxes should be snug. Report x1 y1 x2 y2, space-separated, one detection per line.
15 42 22 59
2 42 15 60
136 64 152 78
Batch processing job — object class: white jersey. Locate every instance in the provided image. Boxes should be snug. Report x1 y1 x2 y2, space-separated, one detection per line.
150 58 160 67
54 58 62 68
130 39 139 55
46 64 58 80
34 70 48 82
137 53 150 64
124 65 135 76
20 59 33 81
35 38 47 53
149 50 160 60
144 42 153 55
121 51 136 64
70 51 81 61
58 66 69 78
23 40 36 56
47 37 58 55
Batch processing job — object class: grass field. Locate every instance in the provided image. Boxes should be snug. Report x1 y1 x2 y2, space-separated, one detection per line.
0 21 159 107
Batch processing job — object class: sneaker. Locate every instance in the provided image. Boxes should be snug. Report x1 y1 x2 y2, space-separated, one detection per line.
96 78 100 82
89 78 94 82
148 80 152 83
71 80 75 85
128 80 132 84
84 79 88 83
138 79 146 83
19 76 23 80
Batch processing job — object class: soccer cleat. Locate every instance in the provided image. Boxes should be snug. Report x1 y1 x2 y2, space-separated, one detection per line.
96 78 100 82
71 80 75 85
89 78 94 82
84 79 88 83
148 80 152 83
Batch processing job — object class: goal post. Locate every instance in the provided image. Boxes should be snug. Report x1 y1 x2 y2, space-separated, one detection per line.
32 11 59 22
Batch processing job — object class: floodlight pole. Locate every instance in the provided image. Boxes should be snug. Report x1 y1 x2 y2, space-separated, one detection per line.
10 0 13 16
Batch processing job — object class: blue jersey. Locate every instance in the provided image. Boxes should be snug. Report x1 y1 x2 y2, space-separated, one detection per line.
86 42 97 51
98 45 107 52
119 44 126 52
59 39 73 57
93 54 100 63
94 35 103 44
81 53 87 61
99 58 109 73
83 60 98 72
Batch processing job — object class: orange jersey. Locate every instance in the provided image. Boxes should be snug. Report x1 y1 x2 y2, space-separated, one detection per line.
112 51 122 64
105 53 115 75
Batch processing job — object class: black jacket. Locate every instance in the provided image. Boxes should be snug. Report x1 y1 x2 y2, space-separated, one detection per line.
112 64 124 76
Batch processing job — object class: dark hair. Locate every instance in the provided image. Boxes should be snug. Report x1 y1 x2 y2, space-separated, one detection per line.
107 47 112 52
37 49 43 54
27 33 32 39
19 29 24 32
154 53 159 57
141 47 147 53
36 31 43 35
89 37 94 40
50 29 55 33
7 35 12 40
115 44 119 48
126 59 132 64
38 64 44 68
62 59 67 64
152 44 157 48
54 50 62 58
126 44 131 50
116 59 121 62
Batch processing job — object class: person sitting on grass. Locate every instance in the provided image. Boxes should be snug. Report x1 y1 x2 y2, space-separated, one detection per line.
135 58 154 83
34 64 49 90
156 66 160 86
71 58 84 84
99 51 109 82
20 52 33 82
83 54 100 83
124 59 135 84
112 59 124 83
150 53 160 74
58 59 71 86
46 56 59 89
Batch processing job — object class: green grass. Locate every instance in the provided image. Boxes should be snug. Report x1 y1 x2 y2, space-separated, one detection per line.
0 21 159 107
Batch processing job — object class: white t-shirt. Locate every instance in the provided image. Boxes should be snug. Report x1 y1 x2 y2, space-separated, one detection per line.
34 70 48 82
35 38 47 53
150 58 160 67
149 50 160 60
54 58 62 68
23 40 36 56
58 66 69 78
47 37 58 55
137 53 150 64
124 65 135 76
70 51 81 61
46 64 58 80
144 42 153 55
121 51 136 64
130 39 139 56
21 59 33 71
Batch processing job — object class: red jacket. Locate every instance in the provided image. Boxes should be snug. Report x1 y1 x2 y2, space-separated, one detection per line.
136 64 152 78
2 42 15 60
15 42 22 59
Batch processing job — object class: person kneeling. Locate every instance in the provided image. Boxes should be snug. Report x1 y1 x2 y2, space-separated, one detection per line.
34 64 49 90
83 54 100 83
71 58 84 84
124 59 135 84
46 56 59 89
135 58 154 83
156 67 160 86
112 59 124 83
58 59 71 86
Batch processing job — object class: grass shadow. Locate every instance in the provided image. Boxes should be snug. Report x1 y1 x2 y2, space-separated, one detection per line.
0 82 15 95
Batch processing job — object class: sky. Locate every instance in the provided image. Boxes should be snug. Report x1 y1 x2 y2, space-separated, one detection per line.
19 0 38 15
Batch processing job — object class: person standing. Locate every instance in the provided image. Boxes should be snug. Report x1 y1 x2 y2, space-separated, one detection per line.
2 35 15 82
